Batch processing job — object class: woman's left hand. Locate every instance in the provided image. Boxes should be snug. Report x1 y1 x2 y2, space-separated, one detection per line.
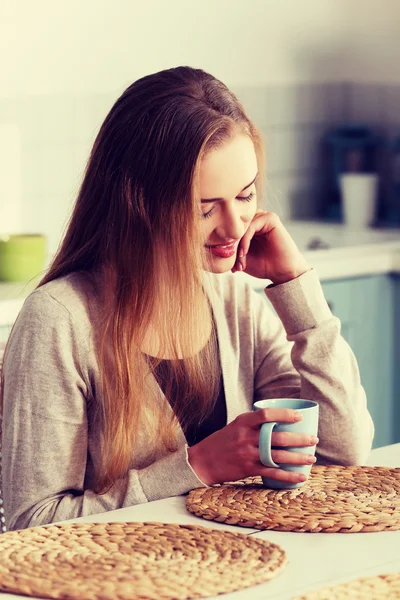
232 211 311 284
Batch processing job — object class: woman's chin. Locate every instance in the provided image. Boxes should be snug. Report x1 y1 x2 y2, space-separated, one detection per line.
203 255 236 274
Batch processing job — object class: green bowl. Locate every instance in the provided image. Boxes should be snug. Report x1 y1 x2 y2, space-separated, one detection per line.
0 234 47 282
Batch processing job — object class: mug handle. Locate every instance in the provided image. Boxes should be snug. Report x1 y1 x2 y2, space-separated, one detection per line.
259 422 280 468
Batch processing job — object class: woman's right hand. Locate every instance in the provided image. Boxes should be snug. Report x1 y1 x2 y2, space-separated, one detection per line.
187 408 319 486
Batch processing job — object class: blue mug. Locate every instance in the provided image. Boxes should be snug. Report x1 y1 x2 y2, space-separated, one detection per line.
253 398 319 489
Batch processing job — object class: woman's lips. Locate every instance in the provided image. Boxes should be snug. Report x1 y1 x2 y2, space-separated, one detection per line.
205 241 238 259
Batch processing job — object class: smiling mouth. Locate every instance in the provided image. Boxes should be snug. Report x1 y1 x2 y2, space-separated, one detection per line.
205 241 238 259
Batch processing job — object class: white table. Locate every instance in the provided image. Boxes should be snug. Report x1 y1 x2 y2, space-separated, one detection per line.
1 444 399 600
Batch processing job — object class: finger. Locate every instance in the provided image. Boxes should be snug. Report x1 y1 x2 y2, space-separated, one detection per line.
243 445 315 470
241 211 280 257
237 239 245 259
252 407 302 427
271 431 319 447
232 263 244 273
257 465 309 484
231 244 245 273
239 224 256 257
231 252 244 273
271 450 316 465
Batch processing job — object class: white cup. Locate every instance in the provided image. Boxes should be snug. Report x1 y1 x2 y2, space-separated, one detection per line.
339 173 378 229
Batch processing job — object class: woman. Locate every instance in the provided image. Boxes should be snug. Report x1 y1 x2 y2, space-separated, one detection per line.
0 66 374 531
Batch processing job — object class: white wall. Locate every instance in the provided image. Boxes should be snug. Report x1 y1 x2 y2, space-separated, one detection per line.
0 0 399 251
2 0 392 97
342 1 400 83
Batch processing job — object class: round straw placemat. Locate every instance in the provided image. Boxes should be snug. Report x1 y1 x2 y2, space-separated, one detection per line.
186 465 400 533
294 572 400 599
0 521 287 600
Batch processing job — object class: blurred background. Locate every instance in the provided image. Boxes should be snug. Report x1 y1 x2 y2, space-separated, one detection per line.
1 0 400 249
0 0 399 447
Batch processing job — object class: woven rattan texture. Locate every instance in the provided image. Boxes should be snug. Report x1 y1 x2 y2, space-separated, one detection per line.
294 572 400 599
0 521 287 599
186 465 400 533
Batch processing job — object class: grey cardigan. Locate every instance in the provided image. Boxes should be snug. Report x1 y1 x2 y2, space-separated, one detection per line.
1 269 374 530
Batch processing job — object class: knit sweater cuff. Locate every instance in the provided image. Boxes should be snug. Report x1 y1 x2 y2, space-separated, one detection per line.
264 269 332 335
137 445 208 502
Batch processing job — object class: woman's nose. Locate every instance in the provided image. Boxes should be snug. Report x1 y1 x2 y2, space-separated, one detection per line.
216 204 247 239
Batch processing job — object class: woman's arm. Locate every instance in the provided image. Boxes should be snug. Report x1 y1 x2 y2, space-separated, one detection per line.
252 269 375 466
1 290 205 531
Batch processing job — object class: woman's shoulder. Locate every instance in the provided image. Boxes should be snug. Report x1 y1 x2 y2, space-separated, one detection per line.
20 270 99 330
3 272 100 386
36 271 97 308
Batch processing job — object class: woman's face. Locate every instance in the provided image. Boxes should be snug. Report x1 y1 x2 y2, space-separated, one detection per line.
199 134 258 274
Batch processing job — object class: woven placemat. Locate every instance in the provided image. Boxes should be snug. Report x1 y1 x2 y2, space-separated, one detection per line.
186 465 400 533
0 521 287 599
294 572 400 599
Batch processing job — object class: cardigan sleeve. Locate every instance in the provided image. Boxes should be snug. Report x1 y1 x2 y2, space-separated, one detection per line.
252 269 374 466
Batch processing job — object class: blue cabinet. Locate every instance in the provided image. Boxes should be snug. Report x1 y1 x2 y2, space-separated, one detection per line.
393 275 400 442
322 275 396 448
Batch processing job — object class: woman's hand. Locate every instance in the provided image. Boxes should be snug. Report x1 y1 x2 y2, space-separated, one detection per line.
187 408 318 486
232 211 311 284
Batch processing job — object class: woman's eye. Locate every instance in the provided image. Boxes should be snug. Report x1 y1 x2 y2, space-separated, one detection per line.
201 207 215 219
201 191 255 219
237 191 255 203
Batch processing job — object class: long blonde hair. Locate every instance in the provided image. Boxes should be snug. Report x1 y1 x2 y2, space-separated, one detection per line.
1 66 265 492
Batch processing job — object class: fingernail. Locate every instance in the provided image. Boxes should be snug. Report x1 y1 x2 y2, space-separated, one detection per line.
239 249 244 257
307 455 316 464
298 474 307 482
310 436 319 444
294 412 302 421
238 263 243 272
